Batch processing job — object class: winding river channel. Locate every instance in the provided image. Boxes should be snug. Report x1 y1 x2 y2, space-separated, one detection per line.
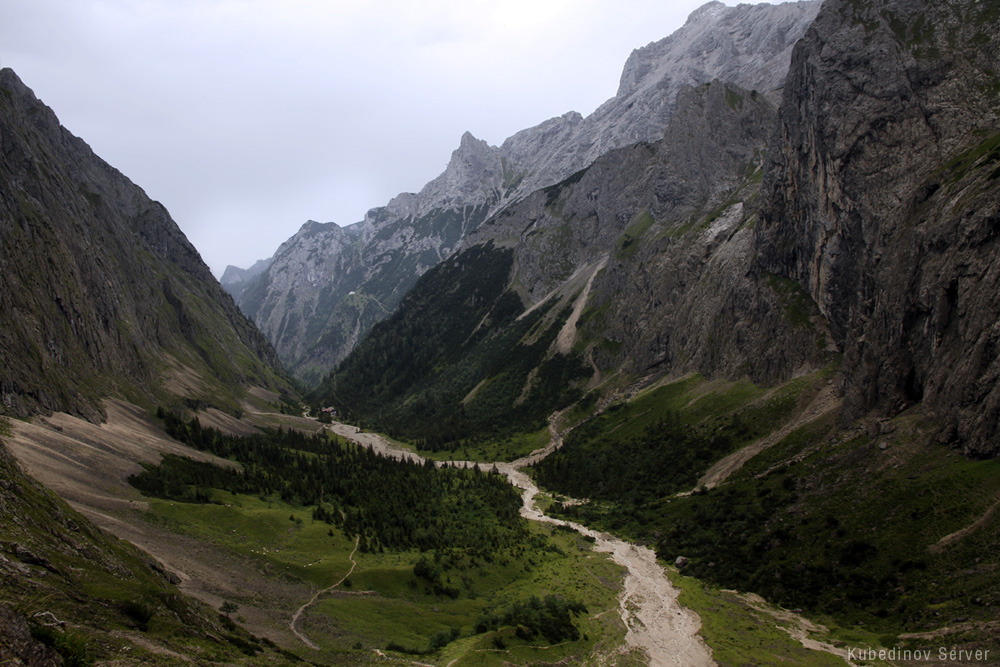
324 420 716 667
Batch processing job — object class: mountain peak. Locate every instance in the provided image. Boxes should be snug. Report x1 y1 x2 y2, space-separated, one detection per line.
616 1 820 99
686 1 727 25
233 1 820 379
0 67 27 92
299 219 337 233
459 130 481 146
454 131 494 160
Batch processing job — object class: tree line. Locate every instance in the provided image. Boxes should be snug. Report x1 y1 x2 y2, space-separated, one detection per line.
130 410 528 555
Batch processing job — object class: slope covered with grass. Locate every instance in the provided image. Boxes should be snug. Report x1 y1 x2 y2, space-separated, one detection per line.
0 420 302 666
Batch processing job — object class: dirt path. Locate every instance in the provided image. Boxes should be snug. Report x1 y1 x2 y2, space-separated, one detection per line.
290 535 360 650
930 495 1000 554
326 419 716 667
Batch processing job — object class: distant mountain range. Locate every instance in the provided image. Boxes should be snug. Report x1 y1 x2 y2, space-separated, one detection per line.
222 0 822 385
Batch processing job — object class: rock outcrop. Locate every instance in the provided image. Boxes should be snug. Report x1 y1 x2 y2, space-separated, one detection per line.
755 0 1000 455
0 68 289 420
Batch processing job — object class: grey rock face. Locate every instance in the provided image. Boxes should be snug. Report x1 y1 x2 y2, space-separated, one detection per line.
220 257 273 300
236 1 820 381
495 0 820 198
0 68 287 419
238 219 368 383
467 79 830 386
455 0 821 212
755 0 1000 455
238 199 494 384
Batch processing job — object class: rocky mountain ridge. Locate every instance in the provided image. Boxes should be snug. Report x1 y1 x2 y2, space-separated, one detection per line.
219 256 273 301
318 76 834 440
226 0 821 383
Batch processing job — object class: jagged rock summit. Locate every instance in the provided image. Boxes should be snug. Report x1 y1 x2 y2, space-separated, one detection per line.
220 257 273 299
229 0 821 383
502 0 820 191
386 0 822 220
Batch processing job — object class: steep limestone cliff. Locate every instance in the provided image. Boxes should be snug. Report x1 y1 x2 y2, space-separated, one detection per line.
0 68 289 420
755 0 1000 455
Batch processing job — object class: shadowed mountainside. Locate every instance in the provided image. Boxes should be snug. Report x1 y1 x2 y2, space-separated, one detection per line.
0 68 291 421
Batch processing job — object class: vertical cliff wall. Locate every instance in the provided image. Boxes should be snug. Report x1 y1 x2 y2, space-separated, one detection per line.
756 0 1000 455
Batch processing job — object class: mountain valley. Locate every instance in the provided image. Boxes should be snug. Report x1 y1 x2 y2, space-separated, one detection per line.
3 0 1000 665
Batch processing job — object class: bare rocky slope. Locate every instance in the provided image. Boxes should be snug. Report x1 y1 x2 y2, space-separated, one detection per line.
0 67 291 422
0 424 300 665
226 0 821 384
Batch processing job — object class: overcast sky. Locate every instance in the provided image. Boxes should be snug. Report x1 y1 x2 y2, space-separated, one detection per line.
3 0 778 276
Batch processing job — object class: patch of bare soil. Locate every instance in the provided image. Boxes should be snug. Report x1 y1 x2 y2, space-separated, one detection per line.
247 387 281 403
242 410 326 435
899 620 1000 642
556 258 608 355
929 496 1000 554
6 400 236 513
161 357 210 397
110 630 193 662
247 386 281 403
5 400 308 646
195 408 262 437
738 593 860 667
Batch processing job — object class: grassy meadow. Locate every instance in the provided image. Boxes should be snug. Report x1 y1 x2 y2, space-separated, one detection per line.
139 488 630 666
